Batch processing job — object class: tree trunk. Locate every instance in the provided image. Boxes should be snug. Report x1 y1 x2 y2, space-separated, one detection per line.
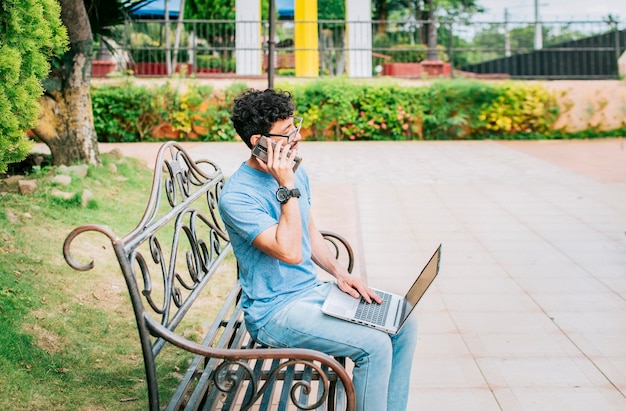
425 0 439 61
417 9 427 45
334 27 346 75
33 0 100 166
374 0 388 36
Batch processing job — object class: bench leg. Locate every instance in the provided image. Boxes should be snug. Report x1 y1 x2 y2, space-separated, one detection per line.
328 379 346 411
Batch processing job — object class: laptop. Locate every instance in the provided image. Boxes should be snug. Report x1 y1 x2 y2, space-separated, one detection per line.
322 244 441 334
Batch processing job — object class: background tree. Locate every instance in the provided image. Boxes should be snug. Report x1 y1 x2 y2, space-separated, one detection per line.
319 0 346 75
32 0 100 167
463 22 586 66
373 0 483 60
31 0 151 167
186 0 235 19
0 0 67 174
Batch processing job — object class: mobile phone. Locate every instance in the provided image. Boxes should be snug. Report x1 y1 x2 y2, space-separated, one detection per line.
252 136 302 172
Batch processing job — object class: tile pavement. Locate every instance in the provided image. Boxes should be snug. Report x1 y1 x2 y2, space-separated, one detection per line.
85 138 626 410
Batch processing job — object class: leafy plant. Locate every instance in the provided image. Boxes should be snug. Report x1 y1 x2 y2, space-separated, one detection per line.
0 0 68 173
92 81 156 141
86 78 626 142
356 85 426 140
477 82 559 135
199 83 248 141
92 81 217 141
421 80 498 139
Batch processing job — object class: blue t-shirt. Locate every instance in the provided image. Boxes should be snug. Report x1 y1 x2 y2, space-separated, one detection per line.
217 162 319 332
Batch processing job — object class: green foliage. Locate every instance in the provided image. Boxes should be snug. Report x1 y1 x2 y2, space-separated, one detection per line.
92 81 157 141
196 54 236 73
201 83 248 141
291 81 427 141
421 80 500 139
153 83 214 136
290 80 365 140
420 81 560 139
0 152 238 409
197 55 223 69
92 80 250 142
346 85 425 140
289 79 562 141
186 0 235 20
477 82 559 135
463 22 592 66
92 81 211 141
88 79 626 142
319 0 345 20
0 0 68 173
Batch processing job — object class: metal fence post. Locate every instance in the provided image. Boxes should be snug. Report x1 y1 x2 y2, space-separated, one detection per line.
192 21 197 76
615 21 621 79
268 0 276 89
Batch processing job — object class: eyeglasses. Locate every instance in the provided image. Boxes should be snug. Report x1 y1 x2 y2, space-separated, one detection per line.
261 116 303 143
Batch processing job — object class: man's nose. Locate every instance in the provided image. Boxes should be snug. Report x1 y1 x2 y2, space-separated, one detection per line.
292 130 302 143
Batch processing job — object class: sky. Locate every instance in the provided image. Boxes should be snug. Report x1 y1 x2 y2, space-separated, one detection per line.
476 0 626 22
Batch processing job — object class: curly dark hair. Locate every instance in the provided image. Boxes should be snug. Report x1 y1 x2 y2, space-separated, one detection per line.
231 89 295 148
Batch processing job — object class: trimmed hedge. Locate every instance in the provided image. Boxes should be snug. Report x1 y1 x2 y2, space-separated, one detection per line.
90 79 620 142
91 81 248 142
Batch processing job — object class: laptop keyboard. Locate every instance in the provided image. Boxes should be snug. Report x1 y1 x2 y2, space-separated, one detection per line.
354 290 392 326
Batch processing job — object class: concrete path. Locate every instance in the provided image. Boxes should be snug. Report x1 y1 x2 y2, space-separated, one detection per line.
83 139 626 409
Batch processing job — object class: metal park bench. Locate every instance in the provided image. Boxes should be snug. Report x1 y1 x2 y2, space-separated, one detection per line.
63 142 356 410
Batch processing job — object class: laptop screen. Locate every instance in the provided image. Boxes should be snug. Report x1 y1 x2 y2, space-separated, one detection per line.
402 245 441 322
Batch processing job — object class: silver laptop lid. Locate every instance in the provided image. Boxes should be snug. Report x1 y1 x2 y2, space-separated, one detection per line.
399 244 442 327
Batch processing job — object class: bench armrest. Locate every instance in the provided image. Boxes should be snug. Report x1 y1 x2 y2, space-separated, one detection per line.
320 230 354 273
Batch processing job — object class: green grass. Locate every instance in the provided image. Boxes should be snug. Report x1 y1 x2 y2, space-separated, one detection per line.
0 153 190 410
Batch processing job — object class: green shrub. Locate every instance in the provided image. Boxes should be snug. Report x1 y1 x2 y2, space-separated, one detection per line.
291 80 365 140
0 0 67 173
477 82 559 136
196 55 222 69
196 55 236 72
199 82 248 141
289 79 560 141
92 81 217 141
421 81 501 139
292 82 427 140
87 78 626 142
92 82 156 142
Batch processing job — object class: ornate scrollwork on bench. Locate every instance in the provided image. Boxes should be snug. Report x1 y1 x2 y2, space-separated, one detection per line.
213 358 331 411
64 142 231 329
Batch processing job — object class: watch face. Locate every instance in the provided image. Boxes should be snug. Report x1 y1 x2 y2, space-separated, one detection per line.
276 187 300 203
276 187 289 202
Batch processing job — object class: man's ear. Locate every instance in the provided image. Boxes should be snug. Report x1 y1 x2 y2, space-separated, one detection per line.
249 134 261 148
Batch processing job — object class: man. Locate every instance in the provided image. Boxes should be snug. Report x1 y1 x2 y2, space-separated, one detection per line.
217 88 418 411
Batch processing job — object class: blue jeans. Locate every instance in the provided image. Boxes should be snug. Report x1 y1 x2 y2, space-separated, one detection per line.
249 282 418 411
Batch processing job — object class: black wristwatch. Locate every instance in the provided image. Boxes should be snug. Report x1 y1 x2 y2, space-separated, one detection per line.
276 186 301 204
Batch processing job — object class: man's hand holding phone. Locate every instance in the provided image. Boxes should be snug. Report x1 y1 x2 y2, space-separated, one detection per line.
252 136 301 187
252 136 301 171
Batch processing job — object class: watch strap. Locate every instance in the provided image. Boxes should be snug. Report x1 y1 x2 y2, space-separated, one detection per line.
276 186 301 204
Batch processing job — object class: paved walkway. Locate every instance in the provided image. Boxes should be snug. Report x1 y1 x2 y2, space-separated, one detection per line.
90 139 626 409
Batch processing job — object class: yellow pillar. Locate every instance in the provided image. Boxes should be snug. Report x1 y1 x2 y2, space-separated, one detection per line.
294 0 318 77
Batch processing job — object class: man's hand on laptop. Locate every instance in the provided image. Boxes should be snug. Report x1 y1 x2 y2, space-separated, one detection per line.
336 274 383 304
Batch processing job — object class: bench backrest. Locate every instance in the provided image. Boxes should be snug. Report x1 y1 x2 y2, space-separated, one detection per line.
64 142 232 406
